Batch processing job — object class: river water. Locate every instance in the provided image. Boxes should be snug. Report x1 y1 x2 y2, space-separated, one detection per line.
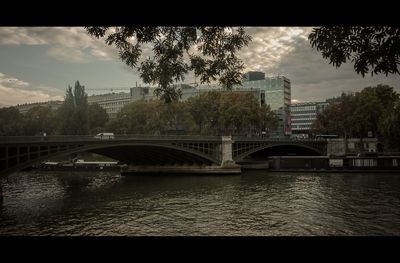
1 170 400 236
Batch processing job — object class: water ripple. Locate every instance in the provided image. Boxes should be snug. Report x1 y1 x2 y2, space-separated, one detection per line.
1 171 400 235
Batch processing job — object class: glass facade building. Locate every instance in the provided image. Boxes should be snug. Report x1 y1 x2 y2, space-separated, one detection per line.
234 76 291 136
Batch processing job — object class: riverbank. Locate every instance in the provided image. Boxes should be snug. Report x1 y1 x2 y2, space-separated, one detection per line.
36 155 400 174
239 155 400 172
38 161 122 172
121 165 241 175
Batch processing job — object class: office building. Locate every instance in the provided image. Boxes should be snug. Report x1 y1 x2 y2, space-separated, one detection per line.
87 92 132 119
290 101 329 137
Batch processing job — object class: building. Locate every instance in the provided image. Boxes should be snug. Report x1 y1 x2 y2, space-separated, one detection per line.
290 101 329 137
87 72 292 136
174 74 291 136
181 74 291 136
243 71 266 81
87 92 132 119
234 75 291 136
15 100 63 114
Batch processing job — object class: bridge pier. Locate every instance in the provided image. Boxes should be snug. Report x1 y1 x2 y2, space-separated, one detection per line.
221 136 240 169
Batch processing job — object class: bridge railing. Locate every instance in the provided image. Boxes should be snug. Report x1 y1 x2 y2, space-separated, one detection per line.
0 134 222 144
0 134 328 144
232 136 324 142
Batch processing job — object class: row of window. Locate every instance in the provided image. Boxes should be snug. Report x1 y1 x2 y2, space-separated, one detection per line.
291 119 314 125
291 112 317 116
292 117 315 120
89 95 130 102
292 125 313 129
291 106 317 111
98 101 130 107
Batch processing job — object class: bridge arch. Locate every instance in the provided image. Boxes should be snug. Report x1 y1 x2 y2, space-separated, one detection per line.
88 143 220 165
234 143 324 162
2 143 220 175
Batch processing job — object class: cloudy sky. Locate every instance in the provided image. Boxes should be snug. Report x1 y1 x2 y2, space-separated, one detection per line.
0 27 399 107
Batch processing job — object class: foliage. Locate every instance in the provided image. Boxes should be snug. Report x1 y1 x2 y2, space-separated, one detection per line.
57 81 89 135
107 91 278 136
0 106 25 136
113 99 196 135
88 103 109 134
0 90 278 137
309 27 400 76
218 92 261 135
379 100 400 151
185 91 222 135
259 104 279 134
85 27 251 103
24 106 58 135
312 84 400 150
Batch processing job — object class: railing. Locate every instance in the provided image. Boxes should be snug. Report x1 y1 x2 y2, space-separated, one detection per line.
233 136 324 142
0 134 327 144
0 135 222 143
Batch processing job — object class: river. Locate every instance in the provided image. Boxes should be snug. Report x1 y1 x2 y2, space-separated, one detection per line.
1 170 400 236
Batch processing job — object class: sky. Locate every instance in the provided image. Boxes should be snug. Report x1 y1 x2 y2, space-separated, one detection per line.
0 27 399 107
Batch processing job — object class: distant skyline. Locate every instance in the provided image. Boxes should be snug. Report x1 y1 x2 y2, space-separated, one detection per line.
1 27 399 107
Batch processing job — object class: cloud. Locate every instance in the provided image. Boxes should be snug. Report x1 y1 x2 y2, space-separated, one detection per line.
0 27 118 63
0 72 63 107
0 72 30 87
46 47 90 63
239 27 312 72
1 27 399 103
241 27 400 102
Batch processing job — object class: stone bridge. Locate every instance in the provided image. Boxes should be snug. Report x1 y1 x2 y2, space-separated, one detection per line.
0 135 327 176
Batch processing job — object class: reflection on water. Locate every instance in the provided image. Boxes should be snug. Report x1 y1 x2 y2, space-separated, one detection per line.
1 170 400 236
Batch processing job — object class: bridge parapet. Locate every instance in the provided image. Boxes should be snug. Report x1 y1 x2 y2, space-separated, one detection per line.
0 135 222 144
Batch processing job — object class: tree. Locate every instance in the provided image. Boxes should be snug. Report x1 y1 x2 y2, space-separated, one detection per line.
309 27 400 76
218 92 263 135
258 104 279 135
88 103 109 134
379 100 400 151
353 85 399 140
312 85 400 152
312 92 357 152
0 107 25 136
24 106 58 135
58 81 89 135
85 27 251 103
158 101 197 134
112 99 196 135
185 91 222 135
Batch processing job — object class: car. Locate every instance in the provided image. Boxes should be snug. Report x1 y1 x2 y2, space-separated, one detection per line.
94 132 115 140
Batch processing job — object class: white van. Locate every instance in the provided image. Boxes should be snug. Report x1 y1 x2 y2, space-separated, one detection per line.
94 132 115 140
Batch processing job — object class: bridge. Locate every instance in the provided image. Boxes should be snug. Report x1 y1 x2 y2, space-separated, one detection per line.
0 135 327 176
